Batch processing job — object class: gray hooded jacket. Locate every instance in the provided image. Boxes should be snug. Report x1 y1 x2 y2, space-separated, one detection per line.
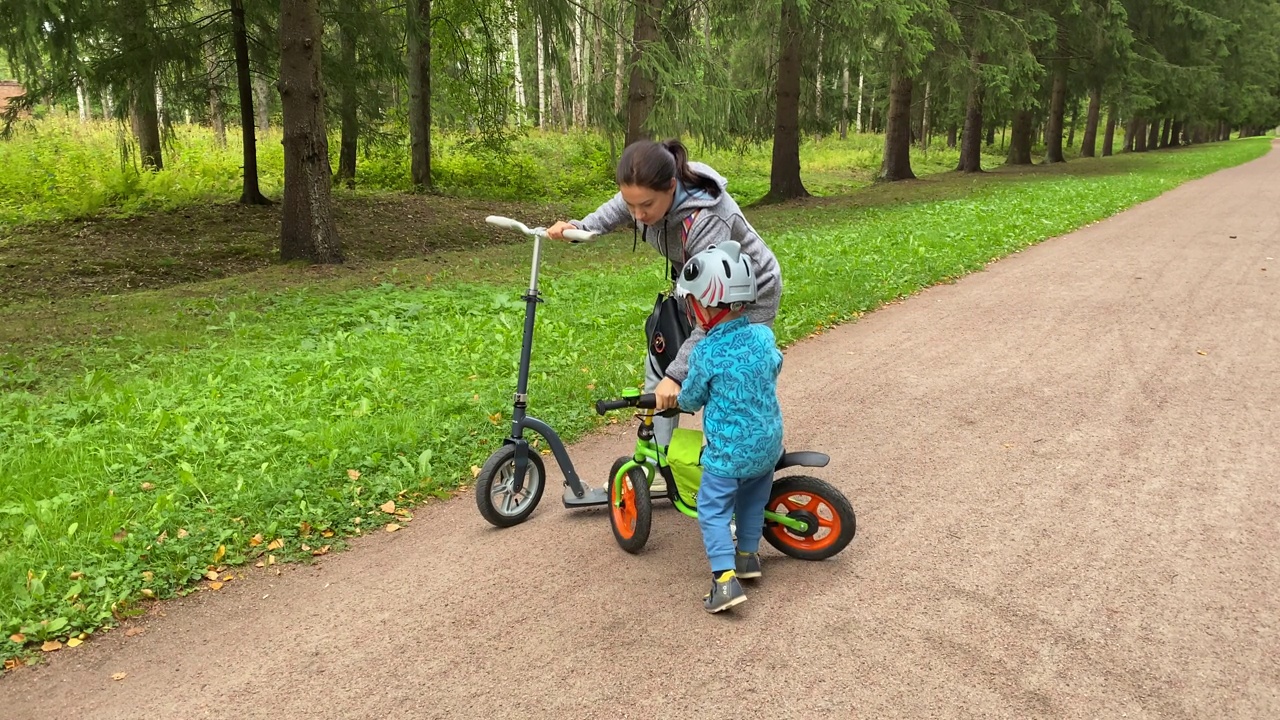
570 161 782 383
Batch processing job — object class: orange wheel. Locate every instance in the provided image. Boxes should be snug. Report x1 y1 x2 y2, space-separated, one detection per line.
608 457 651 553
763 475 856 561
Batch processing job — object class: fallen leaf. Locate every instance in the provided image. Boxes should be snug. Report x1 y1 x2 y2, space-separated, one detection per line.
112 672 127 681
125 628 145 637
255 561 265 568
385 523 401 533
587 384 596 390
312 545 331 556
1197 350 1208 356
66 638 83 648
69 571 84 580
471 465 481 478
140 482 155 491
321 530 334 538
347 469 361 481
42 640 62 652
267 555 276 566
299 521 312 536
300 544 312 552
141 589 154 598
380 500 396 514
112 529 128 543
205 570 219 581
177 528 189 539
222 574 233 581
8 634 24 644
267 538 284 551
213 545 226 563
142 571 153 582
4 659 21 671
488 412 502 425
249 534 263 547
208 582 223 591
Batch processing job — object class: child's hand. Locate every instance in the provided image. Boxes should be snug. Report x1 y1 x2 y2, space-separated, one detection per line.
655 377 682 410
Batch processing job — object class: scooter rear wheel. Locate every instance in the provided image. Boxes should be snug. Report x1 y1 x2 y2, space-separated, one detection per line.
608 457 652 553
475 444 546 527
763 475 856 560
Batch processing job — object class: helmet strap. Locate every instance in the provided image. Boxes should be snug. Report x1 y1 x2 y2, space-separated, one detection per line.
692 302 734 331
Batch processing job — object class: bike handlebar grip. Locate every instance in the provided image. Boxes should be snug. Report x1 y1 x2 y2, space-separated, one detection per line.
635 393 657 409
485 215 526 232
563 228 597 243
595 398 633 415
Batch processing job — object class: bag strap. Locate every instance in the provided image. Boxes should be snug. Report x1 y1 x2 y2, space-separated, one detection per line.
668 209 701 283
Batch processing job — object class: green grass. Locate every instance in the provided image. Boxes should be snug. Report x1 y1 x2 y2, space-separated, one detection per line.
0 136 1270 664
1 117 1023 228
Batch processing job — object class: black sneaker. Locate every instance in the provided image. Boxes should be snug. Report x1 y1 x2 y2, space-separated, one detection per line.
735 552 762 580
703 571 747 613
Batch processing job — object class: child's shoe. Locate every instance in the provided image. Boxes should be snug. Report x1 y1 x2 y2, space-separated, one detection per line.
735 551 762 579
703 570 746 613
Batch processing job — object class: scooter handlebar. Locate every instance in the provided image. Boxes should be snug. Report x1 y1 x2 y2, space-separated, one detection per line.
485 215 531 234
562 228 598 243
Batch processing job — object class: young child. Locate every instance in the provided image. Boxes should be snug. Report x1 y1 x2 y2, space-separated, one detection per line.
674 240 784 613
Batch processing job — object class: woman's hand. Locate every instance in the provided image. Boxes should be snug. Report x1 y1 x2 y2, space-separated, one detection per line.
545 221 577 240
655 377 682 410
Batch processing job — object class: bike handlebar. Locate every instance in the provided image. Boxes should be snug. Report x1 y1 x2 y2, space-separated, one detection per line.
595 393 692 418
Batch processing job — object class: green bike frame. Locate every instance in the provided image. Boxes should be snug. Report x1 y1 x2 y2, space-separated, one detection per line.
610 405 812 535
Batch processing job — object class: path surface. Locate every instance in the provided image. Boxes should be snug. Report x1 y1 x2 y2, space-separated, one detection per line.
5 144 1279 719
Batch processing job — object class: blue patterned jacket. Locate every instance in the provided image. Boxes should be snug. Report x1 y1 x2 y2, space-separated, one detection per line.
677 316 784 479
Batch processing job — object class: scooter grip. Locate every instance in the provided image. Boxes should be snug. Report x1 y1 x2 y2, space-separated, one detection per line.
563 228 597 243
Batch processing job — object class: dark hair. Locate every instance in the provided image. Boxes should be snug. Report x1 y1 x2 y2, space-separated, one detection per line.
616 139 722 198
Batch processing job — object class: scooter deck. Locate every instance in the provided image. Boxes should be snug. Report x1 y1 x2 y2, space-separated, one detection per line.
561 484 669 508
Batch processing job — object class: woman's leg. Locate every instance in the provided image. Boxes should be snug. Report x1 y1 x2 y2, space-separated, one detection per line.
645 351 680 447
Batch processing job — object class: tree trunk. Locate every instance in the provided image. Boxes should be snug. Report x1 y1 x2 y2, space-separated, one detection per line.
1043 52 1067 163
591 0 604 124
625 0 663 145
129 73 164 170
550 62 564 129
986 122 995 146
856 70 864 132
1102 105 1117 156
1080 85 1101 157
230 0 269 203
1169 119 1183 147
1135 119 1148 152
1146 117 1160 150
947 124 957 148
253 74 270 133
407 0 432 189
76 81 88 122
1066 100 1078 147
101 88 115 119
1007 108 1034 165
536 19 546 126
279 0 342 264
204 44 227 148
839 60 849 140
335 1 358 186
509 5 526 121
765 0 809 201
919 80 931 151
956 52 984 173
613 5 626 117
1159 117 1171 148
814 28 824 125
878 70 915 181
1123 117 1136 151
571 3 586 127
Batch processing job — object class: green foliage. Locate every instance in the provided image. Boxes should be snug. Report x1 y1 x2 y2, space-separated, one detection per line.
0 137 1269 662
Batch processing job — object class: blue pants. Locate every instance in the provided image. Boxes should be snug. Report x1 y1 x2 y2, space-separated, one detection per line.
697 469 774 573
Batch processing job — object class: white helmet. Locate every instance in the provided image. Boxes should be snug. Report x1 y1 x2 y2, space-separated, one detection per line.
675 240 758 307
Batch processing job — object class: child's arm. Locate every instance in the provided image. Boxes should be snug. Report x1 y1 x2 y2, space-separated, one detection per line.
676 345 712 412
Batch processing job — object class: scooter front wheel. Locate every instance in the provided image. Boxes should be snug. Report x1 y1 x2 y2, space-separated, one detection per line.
763 475 856 560
475 444 547 527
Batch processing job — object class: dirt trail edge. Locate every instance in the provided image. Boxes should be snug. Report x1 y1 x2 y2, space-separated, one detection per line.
5 143 1279 719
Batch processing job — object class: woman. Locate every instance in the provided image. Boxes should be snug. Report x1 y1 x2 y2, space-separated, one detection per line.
547 139 783 449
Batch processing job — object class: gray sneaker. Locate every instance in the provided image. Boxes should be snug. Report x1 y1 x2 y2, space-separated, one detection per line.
703 571 747 613
735 552 762 579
